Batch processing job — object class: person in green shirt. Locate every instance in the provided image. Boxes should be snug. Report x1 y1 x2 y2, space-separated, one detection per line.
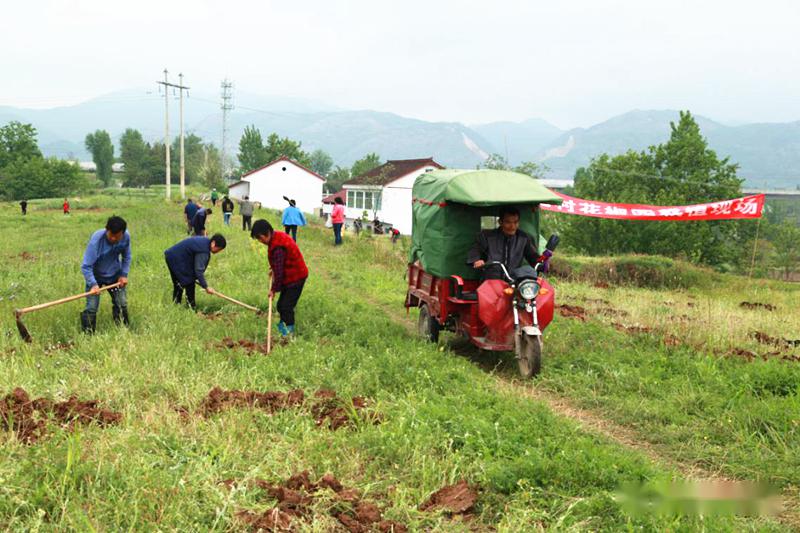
210 189 219 207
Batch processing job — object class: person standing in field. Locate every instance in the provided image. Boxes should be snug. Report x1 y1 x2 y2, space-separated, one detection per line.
239 195 255 231
281 199 307 242
20 200 27 215
191 206 212 236
251 220 308 340
164 234 227 310
211 188 219 207
63 198 70 215
80 215 131 333
221 195 234 226
331 196 345 245
184 198 198 235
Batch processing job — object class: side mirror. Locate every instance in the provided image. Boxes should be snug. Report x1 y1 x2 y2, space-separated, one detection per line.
546 234 560 252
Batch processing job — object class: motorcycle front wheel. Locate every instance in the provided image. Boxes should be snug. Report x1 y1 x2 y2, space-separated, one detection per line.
517 334 542 378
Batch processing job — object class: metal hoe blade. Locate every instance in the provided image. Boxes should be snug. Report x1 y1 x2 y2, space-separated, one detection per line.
15 310 33 343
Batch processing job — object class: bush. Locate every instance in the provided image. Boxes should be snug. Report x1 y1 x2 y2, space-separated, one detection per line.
550 254 717 289
0 157 87 200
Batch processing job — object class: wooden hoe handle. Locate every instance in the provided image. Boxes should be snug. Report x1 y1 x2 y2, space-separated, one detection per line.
15 282 122 316
207 288 261 313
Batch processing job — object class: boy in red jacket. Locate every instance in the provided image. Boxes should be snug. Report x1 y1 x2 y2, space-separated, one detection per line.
63 198 70 214
250 219 309 338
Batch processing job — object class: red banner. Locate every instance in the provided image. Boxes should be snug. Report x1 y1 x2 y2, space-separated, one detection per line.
540 192 764 221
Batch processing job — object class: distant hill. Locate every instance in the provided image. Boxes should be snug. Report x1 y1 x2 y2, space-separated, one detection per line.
529 110 800 189
2 95 798 188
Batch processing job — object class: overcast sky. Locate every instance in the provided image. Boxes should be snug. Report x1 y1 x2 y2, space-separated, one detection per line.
1 0 798 128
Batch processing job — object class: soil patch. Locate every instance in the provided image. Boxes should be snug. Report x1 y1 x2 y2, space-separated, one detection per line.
18 251 36 261
612 322 654 335
198 387 379 430
750 331 800 349
234 471 407 532
420 480 479 515
215 337 270 355
556 304 588 321
1 388 121 444
740 301 777 311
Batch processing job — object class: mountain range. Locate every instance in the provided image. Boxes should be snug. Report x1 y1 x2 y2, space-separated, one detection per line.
1 91 798 189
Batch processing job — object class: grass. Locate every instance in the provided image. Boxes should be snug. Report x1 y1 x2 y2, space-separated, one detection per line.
0 193 794 531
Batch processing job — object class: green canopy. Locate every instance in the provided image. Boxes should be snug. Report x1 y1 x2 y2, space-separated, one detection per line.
409 169 563 280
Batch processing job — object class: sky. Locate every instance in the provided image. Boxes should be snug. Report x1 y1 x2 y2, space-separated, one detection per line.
1 0 798 129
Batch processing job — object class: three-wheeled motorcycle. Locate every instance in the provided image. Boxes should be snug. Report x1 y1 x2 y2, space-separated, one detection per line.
405 169 563 377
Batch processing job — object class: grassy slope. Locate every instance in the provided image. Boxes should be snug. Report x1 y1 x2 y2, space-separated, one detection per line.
0 194 790 531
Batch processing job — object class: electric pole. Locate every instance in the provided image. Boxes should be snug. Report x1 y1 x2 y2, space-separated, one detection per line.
220 79 234 183
157 70 190 200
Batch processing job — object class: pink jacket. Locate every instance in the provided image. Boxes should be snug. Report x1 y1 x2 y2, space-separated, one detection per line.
331 204 345 224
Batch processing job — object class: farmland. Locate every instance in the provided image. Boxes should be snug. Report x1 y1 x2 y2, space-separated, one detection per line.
1 193 798 531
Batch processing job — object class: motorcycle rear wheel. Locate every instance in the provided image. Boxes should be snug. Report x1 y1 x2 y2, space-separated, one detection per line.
517 334 542 378
418 304 440 343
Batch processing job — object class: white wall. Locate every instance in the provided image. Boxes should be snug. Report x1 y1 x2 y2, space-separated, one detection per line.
228 181 250 200
244 160 324 213
342 165 437 234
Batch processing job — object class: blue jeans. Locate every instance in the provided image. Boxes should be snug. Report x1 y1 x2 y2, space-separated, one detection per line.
84 280 127 314
333 223 343 245
223 212 232 225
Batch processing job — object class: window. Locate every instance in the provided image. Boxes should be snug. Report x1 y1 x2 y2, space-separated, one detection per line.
355 191 364 209
375 192 382 211
480 216 496 230
347 190 354 207
364 192 373 210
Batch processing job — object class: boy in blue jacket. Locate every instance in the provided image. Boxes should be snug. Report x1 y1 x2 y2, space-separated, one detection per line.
80 216 131 333
281 199 307 242
164 234 227 310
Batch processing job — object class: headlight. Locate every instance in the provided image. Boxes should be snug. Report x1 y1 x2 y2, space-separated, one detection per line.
518 280 540 300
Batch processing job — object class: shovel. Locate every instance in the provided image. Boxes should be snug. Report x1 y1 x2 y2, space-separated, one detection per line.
14 282 122 343
202 285 262 314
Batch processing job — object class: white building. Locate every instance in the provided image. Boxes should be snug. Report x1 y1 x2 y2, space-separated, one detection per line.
227 156 325 212
342 157 444 234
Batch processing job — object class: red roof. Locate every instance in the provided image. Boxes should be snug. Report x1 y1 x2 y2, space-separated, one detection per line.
240 155 326 182
344 157 444 186
322 189 346 204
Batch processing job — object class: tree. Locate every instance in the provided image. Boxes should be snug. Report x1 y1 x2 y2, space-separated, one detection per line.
171 133 205 184
263 133 310 166
119 129 153 187
514 161 547 179
0 121 42 168
562 111 746 266
350 153 381 178
85 130 115 186
325 166 351 193
0 156 86 200
309 149 333 177
768 221 800 279
198 143 225 190
238 125 267 173
480 153 510 170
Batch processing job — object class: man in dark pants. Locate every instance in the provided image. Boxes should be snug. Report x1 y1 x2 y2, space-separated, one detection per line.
221 195 234 226
164 234 227 309
80 215 131 333
251 220 308 339
239 196 255 231
20 200 27 215
466 206 538 280
191 207 212 236
184 199 198 234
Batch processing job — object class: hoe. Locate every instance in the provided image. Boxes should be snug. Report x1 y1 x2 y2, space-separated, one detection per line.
204 285 272 354
14 282 122 343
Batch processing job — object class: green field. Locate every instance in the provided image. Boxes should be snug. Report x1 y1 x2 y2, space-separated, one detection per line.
1 193 798 531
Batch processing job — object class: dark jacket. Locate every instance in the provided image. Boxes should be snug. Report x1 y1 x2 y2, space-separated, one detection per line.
191 208 207 235
184 201 198 221
221 198 234 213
164 237 212 288
466 228 538 279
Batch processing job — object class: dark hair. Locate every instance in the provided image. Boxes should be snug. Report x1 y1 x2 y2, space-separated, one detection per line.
210 233 227 249
250 219 273 239
187 198 193 202
106 215 127 234
499 206 520 221
334 196 344 205
205 208 213 215
244 195 249 200
289 199 296 207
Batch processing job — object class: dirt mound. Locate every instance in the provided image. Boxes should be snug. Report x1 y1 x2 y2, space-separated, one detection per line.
199 387 305 416
556 304 587 321
0 388 121 443
215 337 270 355
420 480 478 515
18 251 36 261
750 331 800 349
612 322 653 335
740 301 777 311
198 388 379 430
234 471 407 532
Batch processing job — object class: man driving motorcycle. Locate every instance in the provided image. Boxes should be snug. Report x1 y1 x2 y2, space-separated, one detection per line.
466 206 539 280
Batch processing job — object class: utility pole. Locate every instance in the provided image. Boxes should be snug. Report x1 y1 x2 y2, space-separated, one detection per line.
179 73 187 199
220 79 234 183
156 70 190 200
